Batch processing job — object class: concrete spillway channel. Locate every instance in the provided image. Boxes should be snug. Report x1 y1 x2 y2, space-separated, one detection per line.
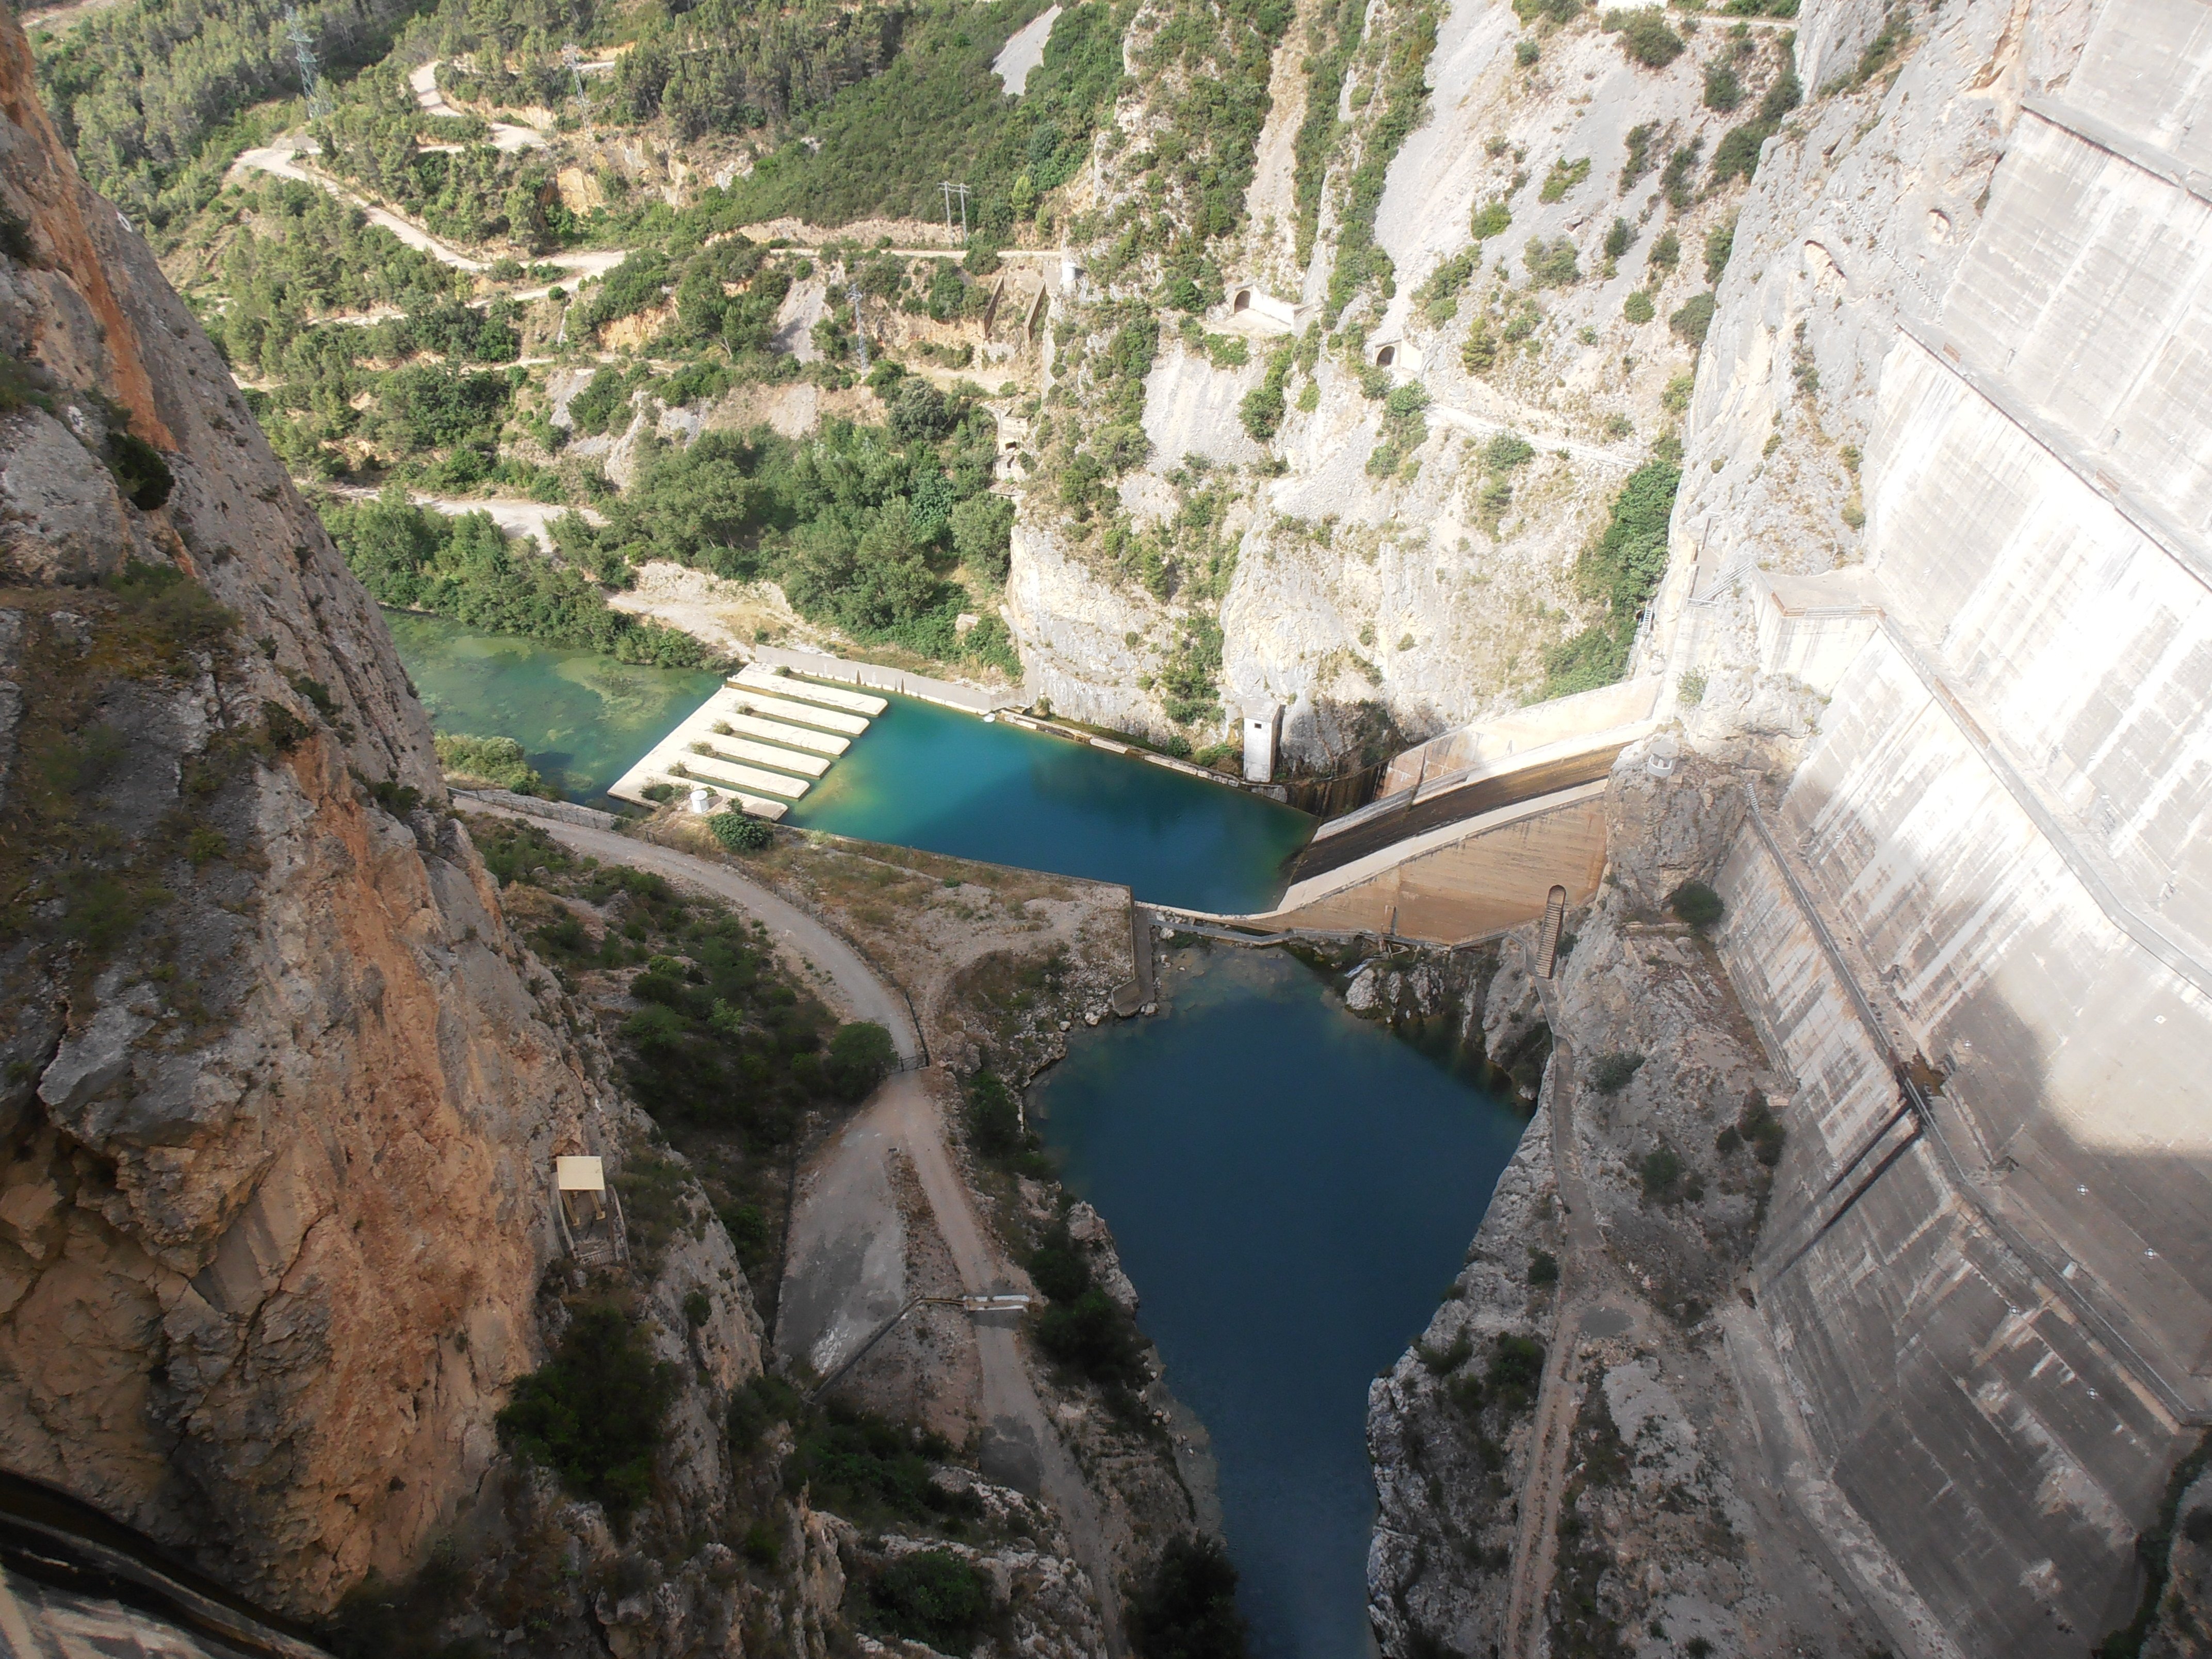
606 666 888 818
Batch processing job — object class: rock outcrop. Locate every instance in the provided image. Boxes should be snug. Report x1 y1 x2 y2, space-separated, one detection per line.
0 8 615 1615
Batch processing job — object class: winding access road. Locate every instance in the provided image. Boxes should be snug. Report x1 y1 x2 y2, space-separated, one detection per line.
466 806 1125 1652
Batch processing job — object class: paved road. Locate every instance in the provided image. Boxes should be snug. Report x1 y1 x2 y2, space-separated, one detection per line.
469 806 1125 1649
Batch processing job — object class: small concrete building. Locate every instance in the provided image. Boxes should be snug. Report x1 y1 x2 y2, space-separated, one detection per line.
1241 702 1281 784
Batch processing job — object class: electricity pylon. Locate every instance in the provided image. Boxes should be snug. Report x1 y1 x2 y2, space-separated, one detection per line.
284 6 332 121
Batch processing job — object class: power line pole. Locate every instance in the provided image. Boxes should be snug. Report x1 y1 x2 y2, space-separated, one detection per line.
563 42 589 118
939 181 970 246
847 282 869 372
284 6 331 122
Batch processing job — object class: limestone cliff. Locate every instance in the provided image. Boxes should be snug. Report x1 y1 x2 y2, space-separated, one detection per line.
0 7 612 1615
1005 0 1763 765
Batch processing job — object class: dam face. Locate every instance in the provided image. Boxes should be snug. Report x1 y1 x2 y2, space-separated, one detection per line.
1691 0 2212 1647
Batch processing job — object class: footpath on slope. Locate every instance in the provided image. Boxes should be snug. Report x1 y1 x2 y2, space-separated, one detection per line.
462 802 1126 1653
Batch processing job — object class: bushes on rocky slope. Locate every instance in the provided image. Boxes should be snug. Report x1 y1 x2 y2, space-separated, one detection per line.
1127 1535 1250 1658
1540 459 1683 698
496 1305 678 1526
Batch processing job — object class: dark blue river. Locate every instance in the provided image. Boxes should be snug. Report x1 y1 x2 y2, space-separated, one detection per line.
1033 946 1526 1658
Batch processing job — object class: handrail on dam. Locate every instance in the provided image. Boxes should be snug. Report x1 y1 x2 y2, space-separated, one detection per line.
1737 790 2207 1426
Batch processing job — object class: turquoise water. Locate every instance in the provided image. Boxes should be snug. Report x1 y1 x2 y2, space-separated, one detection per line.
789 693 1314 914
384 612 1313 911
1033 947 1526 1659
385 612 722 800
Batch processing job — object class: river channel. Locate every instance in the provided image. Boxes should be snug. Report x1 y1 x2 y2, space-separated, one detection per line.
1033 946 1525 1658
386 614 1313 913
384 614 1514 1647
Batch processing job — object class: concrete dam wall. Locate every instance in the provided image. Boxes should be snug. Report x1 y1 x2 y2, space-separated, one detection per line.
1675 0 2212 1648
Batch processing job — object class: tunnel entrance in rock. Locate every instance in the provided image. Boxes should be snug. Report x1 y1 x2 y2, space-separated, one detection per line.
1233 288 1252 312
1376 345 1396 367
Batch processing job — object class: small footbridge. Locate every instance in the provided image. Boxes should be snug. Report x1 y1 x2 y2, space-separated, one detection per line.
1193 678 1661 946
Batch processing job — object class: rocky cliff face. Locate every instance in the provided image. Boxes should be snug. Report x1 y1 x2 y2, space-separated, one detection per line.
0 9 610 1614
1004 0 1767 765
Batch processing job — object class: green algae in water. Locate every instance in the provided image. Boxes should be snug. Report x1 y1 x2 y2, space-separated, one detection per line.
1032 947 1526 1658
385 612 722 801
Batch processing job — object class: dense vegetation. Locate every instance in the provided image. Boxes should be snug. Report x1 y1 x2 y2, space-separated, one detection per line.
322 493 715 667
562 378 1019 673
433 731 546 793
1323 0 1441 321
653 0 1128 247
35 0 421 236
496 1303 676 1525
1540 458 1682 698
1026 1213 1149 1401
1127 1535 1250 1659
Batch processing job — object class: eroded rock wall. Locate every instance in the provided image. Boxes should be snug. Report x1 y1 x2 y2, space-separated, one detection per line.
0 9 609 1615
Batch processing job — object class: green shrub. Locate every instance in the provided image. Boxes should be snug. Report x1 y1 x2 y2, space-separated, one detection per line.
1524 236 1581 288
788 1400 961 1523
1712 62 1802 184
1487 1333 1546 1412
708 811 773 852
1482 432 1532 472
1603 217 1633 261
1027 1217 1148 1391
1471 198 1513 239
1128 1536 1249 1659
434 733 545 794
1640 1144 1684 1200
1623 290 1655 325
1418 1329 1474 1374
1739 1099 1786 1166
1528 1249 1559 1286
1538 156 1591 203
496 1305 677 1526
1670 291 1717 348
1611 8 1685 67
1515 37 1539 66
1705 215 1738 284
105 430 174 511
1541 458 1682 697
1704 61 1744 110
1668 881 1724 926
859 1551 994 1649
825 1021 896 1100
1590 1051 1645 1094
1679 669 1708 705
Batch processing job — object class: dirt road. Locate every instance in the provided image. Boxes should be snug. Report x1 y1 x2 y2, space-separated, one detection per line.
471 810 920 1058
469 806 1125 1649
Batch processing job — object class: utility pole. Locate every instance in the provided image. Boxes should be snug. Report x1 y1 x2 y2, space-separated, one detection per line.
563 42 589 117
284 6 331 122
939 181 970 246
847 282 869 372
